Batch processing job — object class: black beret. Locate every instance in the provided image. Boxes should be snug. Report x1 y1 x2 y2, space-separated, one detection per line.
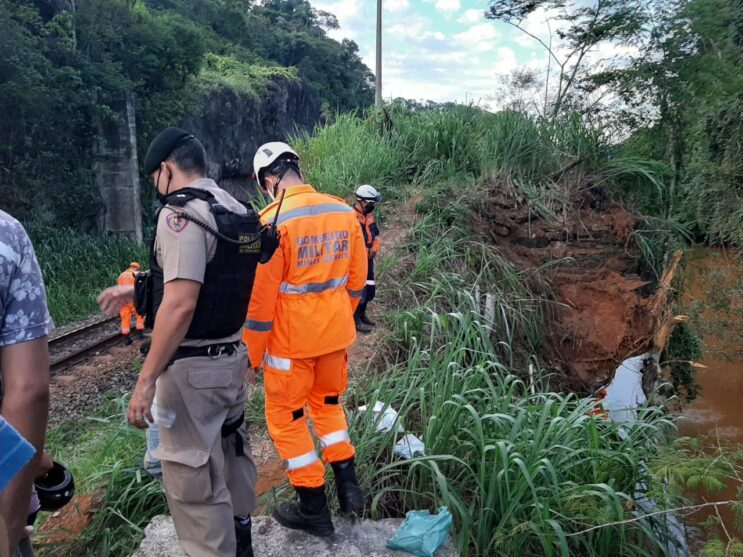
143 127 194 175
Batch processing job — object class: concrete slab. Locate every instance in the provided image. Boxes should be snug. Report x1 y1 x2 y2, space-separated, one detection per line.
132 514 459 557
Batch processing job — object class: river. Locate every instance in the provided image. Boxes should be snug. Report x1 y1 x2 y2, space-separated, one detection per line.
677 247 743 549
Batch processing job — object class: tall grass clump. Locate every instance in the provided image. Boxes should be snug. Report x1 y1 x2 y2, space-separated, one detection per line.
478 110 555 178
390 104 487 180
293 113 406 200
348 308 680 557
27 224 147 325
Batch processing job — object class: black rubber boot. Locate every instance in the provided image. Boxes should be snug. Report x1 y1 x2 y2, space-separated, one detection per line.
272 486 334 537
234 517 254 557
359 305 376 327
354 316 372 334
123 334 132 345
332 457 365 514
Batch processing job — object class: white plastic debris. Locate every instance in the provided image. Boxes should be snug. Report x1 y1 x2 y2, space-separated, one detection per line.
603 353 649 427
358 401 404 433
393 433 425 459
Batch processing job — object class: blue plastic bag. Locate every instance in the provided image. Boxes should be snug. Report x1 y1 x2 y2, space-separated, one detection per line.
386 506 453 557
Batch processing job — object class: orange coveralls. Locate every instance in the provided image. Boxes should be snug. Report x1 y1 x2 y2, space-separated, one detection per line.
243 184 368 488
117 268 144 335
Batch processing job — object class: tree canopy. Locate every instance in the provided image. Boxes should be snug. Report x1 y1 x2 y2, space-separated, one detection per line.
0 0 373 228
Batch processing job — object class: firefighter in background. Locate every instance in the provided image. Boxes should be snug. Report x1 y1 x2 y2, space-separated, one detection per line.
352 185 381 333
243 142 367 537
118 262 144 343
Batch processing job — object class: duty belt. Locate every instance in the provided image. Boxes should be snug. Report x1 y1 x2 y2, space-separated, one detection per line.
170 341 239 363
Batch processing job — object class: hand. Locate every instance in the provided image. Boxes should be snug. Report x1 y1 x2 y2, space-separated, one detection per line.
97 284 135 316
245 366 261 386
127 376 156 429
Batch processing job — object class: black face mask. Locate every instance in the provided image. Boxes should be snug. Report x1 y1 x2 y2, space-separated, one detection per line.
363 202 375 214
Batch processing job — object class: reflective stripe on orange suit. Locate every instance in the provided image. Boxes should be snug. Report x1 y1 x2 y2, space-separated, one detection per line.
118 269 144 333
243 184 367 488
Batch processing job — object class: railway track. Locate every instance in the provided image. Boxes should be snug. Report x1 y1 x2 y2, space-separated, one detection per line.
49 316 126 374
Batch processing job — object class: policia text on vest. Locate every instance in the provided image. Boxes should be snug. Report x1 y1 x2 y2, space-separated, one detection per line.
97 127 275 557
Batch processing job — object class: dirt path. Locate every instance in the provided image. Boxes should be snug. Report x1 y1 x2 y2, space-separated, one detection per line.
347 192 418 372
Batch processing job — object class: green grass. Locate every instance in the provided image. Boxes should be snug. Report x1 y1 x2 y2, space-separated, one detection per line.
26 224 147 326
42 396 168 556
293 113 408 200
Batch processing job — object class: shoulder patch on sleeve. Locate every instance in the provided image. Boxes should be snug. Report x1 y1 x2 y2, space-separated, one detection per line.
165 211 190 233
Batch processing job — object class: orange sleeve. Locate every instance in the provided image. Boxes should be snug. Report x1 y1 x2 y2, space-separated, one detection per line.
372 236 381 256
346 221 368 312
243 236 285 368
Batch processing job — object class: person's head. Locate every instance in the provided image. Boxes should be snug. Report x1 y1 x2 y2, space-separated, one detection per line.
253 142 303 200
144 127 207 202
355 184 381 214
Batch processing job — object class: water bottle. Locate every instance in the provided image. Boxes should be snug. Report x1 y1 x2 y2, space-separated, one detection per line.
150 403 176 428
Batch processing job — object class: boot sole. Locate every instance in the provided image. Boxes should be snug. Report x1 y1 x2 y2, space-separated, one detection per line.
271 509 335 538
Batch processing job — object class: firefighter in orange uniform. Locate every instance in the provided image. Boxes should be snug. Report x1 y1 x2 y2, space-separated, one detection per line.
352 185 381 333
243 142 367 537
118 262 144 343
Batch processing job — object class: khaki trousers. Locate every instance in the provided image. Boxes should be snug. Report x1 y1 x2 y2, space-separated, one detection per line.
152 345 257 557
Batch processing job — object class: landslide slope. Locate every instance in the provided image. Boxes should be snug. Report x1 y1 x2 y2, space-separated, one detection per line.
480 175 667 387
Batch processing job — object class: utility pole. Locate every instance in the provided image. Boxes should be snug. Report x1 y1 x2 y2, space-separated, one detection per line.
375 0 382 108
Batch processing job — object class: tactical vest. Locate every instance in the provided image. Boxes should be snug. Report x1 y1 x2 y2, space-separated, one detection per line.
149 188 261 340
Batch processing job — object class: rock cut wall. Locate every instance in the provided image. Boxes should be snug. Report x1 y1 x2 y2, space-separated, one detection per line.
181 76 321 202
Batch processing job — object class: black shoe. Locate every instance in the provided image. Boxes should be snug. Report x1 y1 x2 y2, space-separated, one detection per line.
355 317 372 334
331 457 364 514
124 334 132 345
234 517 254 557
359 313 376 327
272 486 334 537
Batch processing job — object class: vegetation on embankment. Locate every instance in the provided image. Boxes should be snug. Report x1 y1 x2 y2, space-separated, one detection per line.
39 105 742 556
28 225 147 326
296 107 743 555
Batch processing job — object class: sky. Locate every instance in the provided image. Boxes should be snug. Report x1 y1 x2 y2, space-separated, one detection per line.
308 0 557 108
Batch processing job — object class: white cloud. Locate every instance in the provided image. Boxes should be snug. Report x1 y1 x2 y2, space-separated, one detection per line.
385 0 410 13
458 9 483 24
435 0 460 12
453 23 501 52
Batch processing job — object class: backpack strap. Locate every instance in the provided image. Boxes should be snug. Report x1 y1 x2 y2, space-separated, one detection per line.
165 187 214 207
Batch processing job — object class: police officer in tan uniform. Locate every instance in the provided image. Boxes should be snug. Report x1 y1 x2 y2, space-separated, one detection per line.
98 128 263 557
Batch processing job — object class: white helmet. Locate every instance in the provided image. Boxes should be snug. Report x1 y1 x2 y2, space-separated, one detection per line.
355 184 381 202
253 142 300 187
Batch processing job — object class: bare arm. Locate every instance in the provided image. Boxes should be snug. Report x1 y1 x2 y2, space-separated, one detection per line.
126 279 200 427
0 338 49 550
97 284 134 315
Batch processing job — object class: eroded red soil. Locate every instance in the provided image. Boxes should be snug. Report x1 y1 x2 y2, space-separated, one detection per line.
481 178 669 387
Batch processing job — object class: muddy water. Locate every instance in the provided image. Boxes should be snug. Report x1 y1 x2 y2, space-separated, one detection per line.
679 248 743 441
677 247 743 540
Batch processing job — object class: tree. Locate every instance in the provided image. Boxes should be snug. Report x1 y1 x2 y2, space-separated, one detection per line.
487 0 648 118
